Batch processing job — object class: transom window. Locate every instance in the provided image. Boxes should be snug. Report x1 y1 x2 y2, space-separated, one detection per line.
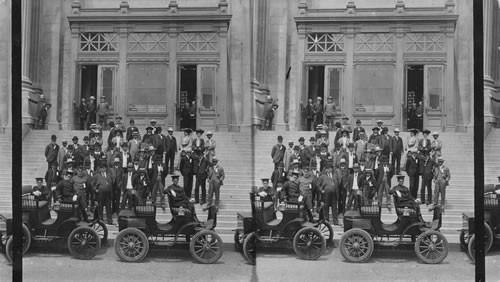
306 33 344 52
80 33 118 52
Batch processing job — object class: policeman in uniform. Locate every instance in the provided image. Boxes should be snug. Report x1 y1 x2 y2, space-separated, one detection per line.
256 178 275 202
32 177 50 201
165 175 196 216
389 175 421 215
280 170 302 202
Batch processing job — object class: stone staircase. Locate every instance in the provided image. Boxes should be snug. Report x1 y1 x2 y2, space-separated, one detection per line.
253 130 474 241
485 128 500 183
21 129 253 241
0 133 12 218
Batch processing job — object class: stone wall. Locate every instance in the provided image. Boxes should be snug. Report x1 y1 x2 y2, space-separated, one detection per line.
0 0 11 129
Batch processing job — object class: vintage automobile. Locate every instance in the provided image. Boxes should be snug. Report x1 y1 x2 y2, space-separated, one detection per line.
460 185 500 263
234 193 332 265
339 199 448 264
0 192 105 263
114 196 223 264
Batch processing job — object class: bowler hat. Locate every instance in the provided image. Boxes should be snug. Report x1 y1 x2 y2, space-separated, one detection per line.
298 137 305 142
146 126 153 130
83 136 89 141
171 175 180 179
293 145 300 151
72 136 78 141
35 177 44 182
309 137 316 141
372 127 380 131
396 175 405 181
261 178 269 183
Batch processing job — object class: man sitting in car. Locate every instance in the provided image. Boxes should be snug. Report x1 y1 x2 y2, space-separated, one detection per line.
164 175 196 216
389 175 421 215
280 170 302 203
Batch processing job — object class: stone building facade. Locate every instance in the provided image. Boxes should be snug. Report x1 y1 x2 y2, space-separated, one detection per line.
484 0 500 134
16 0 475 133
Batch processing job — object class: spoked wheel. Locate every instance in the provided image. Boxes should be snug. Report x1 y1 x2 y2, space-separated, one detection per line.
234 230 244 251
293 227 326 260
90 220 108 245
67 226 101 260
316 222 334 242
484 223 494 254
114 228 149 262
415 230 448 264
339 228 374 263
243 232 256 265
190 230 224 264
467 235 476 263
6 223 33 263
459 230 468 251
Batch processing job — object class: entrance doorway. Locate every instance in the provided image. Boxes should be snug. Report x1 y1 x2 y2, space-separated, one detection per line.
178 64 217 131
406 65 424 131
179 65 197 129
77 64 117 130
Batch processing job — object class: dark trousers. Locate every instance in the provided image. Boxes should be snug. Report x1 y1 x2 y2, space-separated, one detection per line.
79 117 87 130
38 116 47 129
183 173 193 198
194 175 207 204
151 179 165 206
112 186 121 214
303 191 314 222
391 153 401 174
208 181 221 206
324 115 334 129
98 115 107 130
306 118 313 131
346 190 361 210
420 176 433 203
338 187 346 215
434 180 447 206
166 152 175 173
137 187 149 205
323 190 338 224
408 174 419 199
97 190 112 223
121 189 134 209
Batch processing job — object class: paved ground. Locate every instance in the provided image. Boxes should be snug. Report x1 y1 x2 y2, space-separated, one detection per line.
0 241 498 281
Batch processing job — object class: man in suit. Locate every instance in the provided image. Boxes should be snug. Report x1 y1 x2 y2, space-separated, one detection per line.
334 158 350 215
360 169 375 205
165 128 178 174
206 156 225 208
391 128 404 175
271 163 287 204
432 157 451 208
133 167 150 205
152 127 166 160
284 141 294 172
44 162 60 208
57 140 68 171
405 150 420 199
368 127 381 147
430 131 443 163
337 129 351 151
142 126 154 145
419 150 435 205
302 98 314 131
164 175 196 216
92 164 114 224
119 142 132 170
352 119 365 142
193 152 209 205
332 122 342 151
346 163 363 210
345 143 358 173
149 155 166 210
80 136 92 161
331 146 346 170
317 165 340 225
125 119 139 141
379 127 392 159
271 135 286 170
192 129 205 154
205 131 216 162
121 163 136 209
87 96 96 128
129 131 142 162
354 131 367 160
109 157 124 215
114 116 126 133
32 177 50 202
56 169 75 202
179 151 194 198
390 175 420 210
340 115 352 138
375 156 392 209
312 97 323 129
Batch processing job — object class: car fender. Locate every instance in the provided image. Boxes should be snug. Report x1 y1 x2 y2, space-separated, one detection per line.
178 222 198 235
401 222 424 238
282 219 304 238
57 218 81 237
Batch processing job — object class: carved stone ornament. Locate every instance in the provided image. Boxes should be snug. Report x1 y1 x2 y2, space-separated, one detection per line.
71 0 81 15
395 0 405 14
298 2 308 15
218 0 228 13
120 1 129 15
445 0 455 13
346 1 356 15
169 1 178 14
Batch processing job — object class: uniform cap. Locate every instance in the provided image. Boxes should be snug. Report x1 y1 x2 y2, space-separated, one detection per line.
342 115 349 120
150 119 157 124
171 175 180 179
261 178 269 183
353 163 360 168
139 168 147 173
35 177 44 182
396 175 405 181
212 156 218 162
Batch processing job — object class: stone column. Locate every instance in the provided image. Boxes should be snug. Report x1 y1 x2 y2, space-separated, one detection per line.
118 27 128 124
272 2 288 130
394 29 405 129
21 0 36 126
343 28 355 122
291 24 307 130
0 0 11 129
47 0 63 129
167 32 177 129
218 28 229 132
484 0 497 125
444 27 456 131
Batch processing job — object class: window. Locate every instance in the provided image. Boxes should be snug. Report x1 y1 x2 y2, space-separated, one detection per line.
127 64 167 113
426 66 443 111
354 64 394 113
306 33 344 53
80 33 118 52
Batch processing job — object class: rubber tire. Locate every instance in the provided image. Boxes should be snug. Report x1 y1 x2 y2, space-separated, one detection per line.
242 232 256 265
90 220 108 245
234 230 244 251
114 228 149 262
484 222 494 254
67 226 101 260
468 234 476 263
339 228 374 263
414 230 448 264
190 230 224 264
459 230 468 251
316 222 334 242
5 236 13 264
293 227 326 260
